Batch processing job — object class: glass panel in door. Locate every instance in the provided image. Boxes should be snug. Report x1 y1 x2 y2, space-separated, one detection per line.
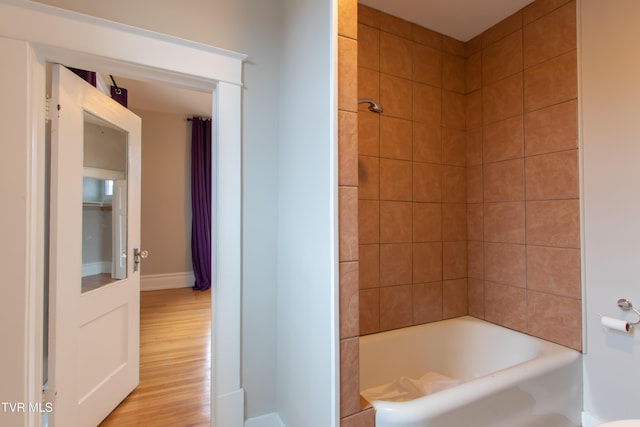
81 112 128 293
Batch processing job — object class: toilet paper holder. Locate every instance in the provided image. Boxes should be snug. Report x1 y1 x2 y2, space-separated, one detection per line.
617 298 640 325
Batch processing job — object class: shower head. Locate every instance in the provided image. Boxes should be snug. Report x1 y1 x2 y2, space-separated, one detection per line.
358 98 383 114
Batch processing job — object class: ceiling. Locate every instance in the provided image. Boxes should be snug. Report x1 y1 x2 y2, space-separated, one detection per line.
112 75 212 118
118 0 534 116
358 0 536 42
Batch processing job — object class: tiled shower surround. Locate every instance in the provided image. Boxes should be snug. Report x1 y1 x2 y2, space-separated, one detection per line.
357 5 470 335
338 0 580 425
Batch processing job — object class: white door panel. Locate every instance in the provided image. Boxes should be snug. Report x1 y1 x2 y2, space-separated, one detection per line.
48 64 142 427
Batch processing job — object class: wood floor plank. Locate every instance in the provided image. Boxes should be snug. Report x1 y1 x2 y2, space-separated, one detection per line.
99 288 211 426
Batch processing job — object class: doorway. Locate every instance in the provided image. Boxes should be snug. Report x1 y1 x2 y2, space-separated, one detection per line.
45 65 214 425
0 1 245 426
109 74 214 426
115 75 212 294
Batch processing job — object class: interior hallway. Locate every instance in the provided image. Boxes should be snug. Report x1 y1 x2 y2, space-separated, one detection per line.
100 288 211 427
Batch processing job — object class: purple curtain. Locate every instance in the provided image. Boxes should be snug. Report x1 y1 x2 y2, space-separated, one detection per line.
68 67 96 87
190 117 212 291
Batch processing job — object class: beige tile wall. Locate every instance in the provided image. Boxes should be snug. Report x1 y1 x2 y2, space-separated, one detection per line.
338 0 580 425
357 4 468 336
467 0 581 351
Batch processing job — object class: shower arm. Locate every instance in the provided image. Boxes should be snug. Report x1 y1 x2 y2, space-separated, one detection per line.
358 98 383 114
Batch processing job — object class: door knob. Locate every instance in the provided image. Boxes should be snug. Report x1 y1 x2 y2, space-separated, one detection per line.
133 248 148 272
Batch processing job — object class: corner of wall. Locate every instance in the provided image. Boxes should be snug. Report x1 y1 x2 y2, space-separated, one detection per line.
245 412 286 427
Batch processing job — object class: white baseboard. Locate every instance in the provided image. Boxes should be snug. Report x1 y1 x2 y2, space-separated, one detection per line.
245 413 285 427
82 261 111 277
140 271 194 291
582 411 605 427
217 388 245 427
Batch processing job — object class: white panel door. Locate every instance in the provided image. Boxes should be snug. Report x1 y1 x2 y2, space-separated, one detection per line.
48 64 142 427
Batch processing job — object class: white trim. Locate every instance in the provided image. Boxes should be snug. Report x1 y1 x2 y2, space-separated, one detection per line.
576 0 589 356
96 73 111 96
0 1 245 426
81 261 111 277
0 0 246 88
29 42 48 427
582 411 605 427
329 2 339 425
0 39 46 427
213 82 243 400
217 389 245 427
140 272 194 291
245 412 286 427
83 167 125 181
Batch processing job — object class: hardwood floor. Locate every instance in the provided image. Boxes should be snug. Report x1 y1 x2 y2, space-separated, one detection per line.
100 288 211 427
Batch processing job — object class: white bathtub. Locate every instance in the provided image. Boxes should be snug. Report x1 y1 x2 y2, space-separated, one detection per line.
360 316 582 427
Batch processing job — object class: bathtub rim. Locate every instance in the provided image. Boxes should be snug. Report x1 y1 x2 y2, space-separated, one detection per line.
361 316 582 424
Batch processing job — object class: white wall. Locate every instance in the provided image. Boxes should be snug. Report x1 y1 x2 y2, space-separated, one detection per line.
135 109 192 277
223 2 281 419
276 0 338 426
32 0 282 421
581 0 640 423
3 0 340 424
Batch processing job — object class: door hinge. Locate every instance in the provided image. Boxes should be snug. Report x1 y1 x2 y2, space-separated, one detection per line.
45 96 50 123
45 97 60 122
42 384 55 405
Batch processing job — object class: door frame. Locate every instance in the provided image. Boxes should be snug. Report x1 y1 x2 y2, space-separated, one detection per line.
0 1 246 426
